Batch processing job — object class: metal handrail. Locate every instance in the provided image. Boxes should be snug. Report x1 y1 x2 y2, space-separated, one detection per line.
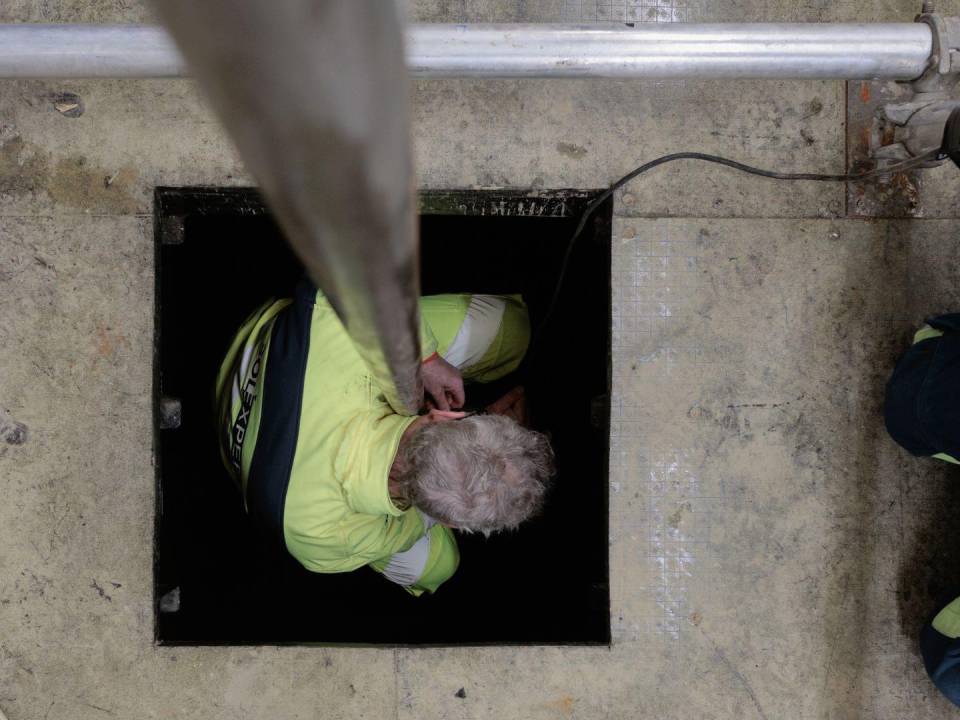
0 22 936 80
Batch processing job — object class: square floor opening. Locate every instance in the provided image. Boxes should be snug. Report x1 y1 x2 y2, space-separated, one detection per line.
154 187 612 645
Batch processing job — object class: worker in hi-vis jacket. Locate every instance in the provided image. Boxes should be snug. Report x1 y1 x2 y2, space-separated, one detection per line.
215 278 554 596
885 313 960 706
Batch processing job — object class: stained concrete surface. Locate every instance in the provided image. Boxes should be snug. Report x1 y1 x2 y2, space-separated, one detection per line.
3 0 960 718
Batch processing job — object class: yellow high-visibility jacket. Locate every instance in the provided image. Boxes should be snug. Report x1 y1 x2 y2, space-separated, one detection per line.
215 278 529 593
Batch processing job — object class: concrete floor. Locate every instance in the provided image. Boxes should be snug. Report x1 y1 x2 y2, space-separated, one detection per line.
3 0 960 718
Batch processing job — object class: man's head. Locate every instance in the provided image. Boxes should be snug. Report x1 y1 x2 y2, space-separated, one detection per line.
394 413 555 535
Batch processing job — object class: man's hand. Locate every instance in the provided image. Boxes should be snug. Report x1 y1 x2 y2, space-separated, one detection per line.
421 354 465 411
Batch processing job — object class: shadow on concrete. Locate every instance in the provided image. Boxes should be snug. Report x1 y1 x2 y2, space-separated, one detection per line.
896 465 960 644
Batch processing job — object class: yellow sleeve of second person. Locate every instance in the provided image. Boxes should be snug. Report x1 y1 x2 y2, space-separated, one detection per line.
420 308 439 360
419 294 531 382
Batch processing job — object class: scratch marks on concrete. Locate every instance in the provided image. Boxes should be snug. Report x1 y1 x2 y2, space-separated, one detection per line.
89 579 112 603
727 394 805 410
610 221 723 642
700 627 770 720
396 650 414 714
80 702 115 715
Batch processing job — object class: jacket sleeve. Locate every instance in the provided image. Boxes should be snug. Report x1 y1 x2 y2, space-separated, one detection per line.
286 407 424 573
367 523 460 596
335 509 428 570
408 524 460 595
465 294 530 382
290 509 426 574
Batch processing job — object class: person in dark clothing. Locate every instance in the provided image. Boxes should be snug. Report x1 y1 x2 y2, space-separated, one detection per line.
886 313 960 707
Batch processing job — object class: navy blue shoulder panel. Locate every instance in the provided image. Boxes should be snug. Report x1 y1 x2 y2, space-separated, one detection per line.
246 277 316 543
927 313 960 335
918 317 960 460
886 313 960 459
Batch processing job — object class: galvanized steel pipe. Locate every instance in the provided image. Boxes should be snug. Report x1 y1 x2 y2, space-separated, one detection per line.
0 22 936 80
0 24 183 78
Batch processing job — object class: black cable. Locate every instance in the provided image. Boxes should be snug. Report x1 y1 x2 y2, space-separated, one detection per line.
533 149 941 344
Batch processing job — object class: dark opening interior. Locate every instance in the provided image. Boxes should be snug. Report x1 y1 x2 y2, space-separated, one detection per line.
154 188 611 645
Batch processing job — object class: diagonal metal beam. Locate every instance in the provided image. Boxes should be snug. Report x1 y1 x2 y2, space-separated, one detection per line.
149 0 423 414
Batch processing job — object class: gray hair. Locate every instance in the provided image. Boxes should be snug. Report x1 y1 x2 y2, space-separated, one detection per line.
395 415 555 535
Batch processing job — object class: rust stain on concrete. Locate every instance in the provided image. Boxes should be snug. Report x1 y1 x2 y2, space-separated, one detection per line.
543 695 576 715
48 158 140 213
95 324 126 359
